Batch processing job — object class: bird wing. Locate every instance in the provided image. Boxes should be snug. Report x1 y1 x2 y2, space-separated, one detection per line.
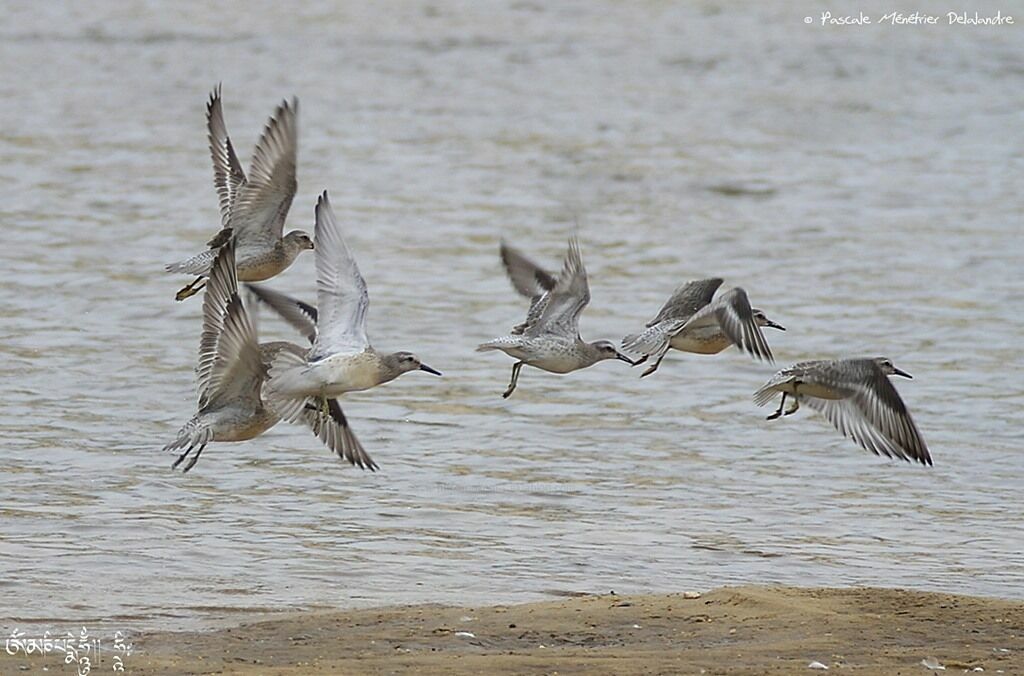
803 363 931 465
678 287 774 363
196 240 238 406
246 283 318 344
196 244 263 411
646 278 723 326
206 85 247 227
621 317 688 357
499 242 557 334
203 293 265 410
526 238 590 338
309 191 370 359
227 97 298 248
500 241 557 298
302 398 379 471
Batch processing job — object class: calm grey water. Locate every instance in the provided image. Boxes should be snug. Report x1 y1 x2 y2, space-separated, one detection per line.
1 1 1022 633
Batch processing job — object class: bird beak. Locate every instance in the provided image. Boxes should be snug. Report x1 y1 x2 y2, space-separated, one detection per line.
419 363 442 376
615 352 636 365
308 241 316 250
892 366 912 379
764 319 786 331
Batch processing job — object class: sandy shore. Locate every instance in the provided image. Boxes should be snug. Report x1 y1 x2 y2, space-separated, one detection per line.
12 585 1023 674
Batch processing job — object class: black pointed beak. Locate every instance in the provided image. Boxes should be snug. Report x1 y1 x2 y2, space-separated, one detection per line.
765 319 786 331
419 363 442 376
892 367 912 379
615 352 636 365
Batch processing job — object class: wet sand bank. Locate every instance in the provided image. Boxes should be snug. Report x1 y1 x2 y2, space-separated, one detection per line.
13 584 1023 674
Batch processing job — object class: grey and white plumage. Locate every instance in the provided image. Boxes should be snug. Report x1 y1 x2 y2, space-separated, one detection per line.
498 242 558 335
261 341 377 471
164 240 277 472
167 86 313 300
247 286 386 470
622 278 784 377
247 283 318 343
207 83 248 227
164 239 377 473
753 357 931 466
477 238 633 398
263 191 441 423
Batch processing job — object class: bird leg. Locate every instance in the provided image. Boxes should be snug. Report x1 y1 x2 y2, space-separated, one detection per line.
175 277 206 301
303 400 326 426
766 393 788 421
783 398 800 416
181 443 208 473
502 362 524 399
171 443 195 470
303 398 331 422
640 346 670 378
171 441 208 472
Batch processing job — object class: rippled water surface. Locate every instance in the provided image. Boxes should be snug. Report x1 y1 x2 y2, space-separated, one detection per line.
1 1 1022 632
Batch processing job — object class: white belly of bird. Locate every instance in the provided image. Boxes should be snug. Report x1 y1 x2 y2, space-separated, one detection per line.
528 353 583 374
315 352 382 396
504 336 582 373
772 379 848 400
670 328 730 355
236 253 284 282
793 381 849 400
213 407 277 442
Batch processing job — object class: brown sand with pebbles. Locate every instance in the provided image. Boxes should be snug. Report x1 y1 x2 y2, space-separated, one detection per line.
12 585 1023 675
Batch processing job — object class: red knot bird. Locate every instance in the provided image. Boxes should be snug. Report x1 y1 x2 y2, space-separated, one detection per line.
164 239 375 473
167 86 313 301
263 191 441 427
622 278 784 377
753 357 931 466
477 238 634 398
